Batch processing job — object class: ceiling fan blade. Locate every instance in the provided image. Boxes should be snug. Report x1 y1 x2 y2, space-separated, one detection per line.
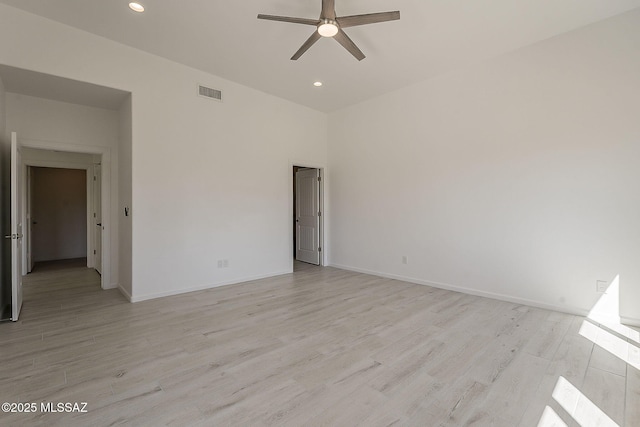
257 14 320 26
291 31 322 60
336 11 400 28
333 29 365 61
321 0 336 19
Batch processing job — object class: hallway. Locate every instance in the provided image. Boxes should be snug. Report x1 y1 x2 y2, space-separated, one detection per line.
19 258 123 325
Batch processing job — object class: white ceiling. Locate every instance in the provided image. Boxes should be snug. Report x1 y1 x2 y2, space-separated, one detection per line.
1 0 639 112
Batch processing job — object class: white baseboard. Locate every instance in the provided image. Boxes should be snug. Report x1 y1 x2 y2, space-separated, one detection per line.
329 263 590 317
104 282 118 290
129 270 292 303
118 285 133 302
116 261 606 320
621 316 640 328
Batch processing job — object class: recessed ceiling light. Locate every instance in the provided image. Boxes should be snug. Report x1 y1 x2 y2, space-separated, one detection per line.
313 81 323 87
129 2 145 12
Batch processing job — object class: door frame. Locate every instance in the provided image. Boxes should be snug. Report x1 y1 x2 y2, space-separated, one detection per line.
18 138 111 290
25 165 34 273
11 133 24 321
289 161 326 271
25 163 94 272
93 164 102 274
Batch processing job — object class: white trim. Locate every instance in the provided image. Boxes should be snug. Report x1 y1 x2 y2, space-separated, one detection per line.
329 263 591 317
20 161 28 275
19 137 110 157
289 160 327 271
87 166 94 269
118 284 132 302
18 137 112 290
621 316 640 327
21 162 93 270
22 159 95 169
105 281 118 290
129 270 291 303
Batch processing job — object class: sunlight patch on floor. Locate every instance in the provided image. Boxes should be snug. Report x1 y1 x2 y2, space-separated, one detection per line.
579 275 640 370
552 376 619 427
580 320 640 370
538 275 635 426
587 275 640 344
537 405 568 427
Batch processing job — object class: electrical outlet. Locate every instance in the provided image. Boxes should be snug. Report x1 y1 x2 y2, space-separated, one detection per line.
223 259 229 268
596 280 608 293
217 260 223 268
402 256 408 265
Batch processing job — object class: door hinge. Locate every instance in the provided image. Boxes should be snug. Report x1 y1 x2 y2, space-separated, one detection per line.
93 176 97 181
318 211 321 217
94 250 96 254
318 247 322 252
317 176 321 182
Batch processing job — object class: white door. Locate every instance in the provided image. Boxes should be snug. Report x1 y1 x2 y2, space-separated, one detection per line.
9 132 24 321
93 165 102 274
295 168 320 265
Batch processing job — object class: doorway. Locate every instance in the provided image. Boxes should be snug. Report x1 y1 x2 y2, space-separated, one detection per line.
28 166 88 271
5 136 110 322
292 165 324 268
18 142 110 290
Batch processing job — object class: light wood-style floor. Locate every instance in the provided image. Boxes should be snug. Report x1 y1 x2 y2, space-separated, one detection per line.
1 261 638 426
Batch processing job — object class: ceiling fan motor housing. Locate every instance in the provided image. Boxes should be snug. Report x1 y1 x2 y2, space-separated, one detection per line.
318 19 339 37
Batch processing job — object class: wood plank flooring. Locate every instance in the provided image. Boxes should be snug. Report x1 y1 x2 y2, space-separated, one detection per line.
1 261 638 426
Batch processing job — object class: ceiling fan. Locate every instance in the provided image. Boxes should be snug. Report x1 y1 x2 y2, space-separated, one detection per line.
258 0 400 61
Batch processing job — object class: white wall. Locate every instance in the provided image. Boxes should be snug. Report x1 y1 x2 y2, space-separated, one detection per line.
118 96 132 298
328 9 640 322
6 93 119 149
130 70 328 301
5 93 120 288
0 4 327 301
31 167 87 262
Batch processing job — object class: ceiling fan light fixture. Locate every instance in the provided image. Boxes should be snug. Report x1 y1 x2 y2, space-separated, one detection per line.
258 1 400 60
317 19 338 37
128 2 145 13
